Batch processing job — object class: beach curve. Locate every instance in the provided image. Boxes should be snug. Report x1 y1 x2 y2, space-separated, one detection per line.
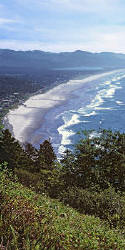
4 69 125 148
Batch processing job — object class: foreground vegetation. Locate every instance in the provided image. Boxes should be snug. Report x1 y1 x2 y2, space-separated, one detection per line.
0 129 125 248
1 167 125 249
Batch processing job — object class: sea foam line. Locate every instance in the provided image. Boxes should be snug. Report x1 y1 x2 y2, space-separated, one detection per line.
5 69 125 148
57 70 125 154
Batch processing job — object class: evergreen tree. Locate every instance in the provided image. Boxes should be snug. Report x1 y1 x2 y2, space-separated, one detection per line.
0 129 22 170
39 139 56 166
25 142 38 161
36 139 56 170
0 129 31 171
61 130 125 191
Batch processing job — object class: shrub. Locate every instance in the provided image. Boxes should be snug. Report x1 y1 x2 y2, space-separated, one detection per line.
60 185 125 229
1 170 125 249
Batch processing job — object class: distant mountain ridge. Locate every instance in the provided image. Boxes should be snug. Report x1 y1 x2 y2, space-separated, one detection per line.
0 49 125 74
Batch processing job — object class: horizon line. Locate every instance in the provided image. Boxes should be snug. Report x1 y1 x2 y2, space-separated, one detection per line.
0 48 125 55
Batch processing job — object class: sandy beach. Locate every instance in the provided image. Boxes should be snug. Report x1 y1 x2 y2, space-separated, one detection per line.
4 69 124 148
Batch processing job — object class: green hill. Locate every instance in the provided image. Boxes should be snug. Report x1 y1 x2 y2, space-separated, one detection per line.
0 129 125 249
1 49 125 74
0 168 125 249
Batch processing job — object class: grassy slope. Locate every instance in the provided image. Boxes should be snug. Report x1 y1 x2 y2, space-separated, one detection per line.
0 171 125 249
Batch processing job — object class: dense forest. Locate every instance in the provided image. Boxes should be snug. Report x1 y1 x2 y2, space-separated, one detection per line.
0 70 84 98
1 49 125 72
0 128 125 249
0 70 83 100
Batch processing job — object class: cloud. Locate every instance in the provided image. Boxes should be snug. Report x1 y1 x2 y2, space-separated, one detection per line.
0 40 68 51
0 28 125 54
35 0 123 14
1 0 125 53
14 0 120 13
13 0 125 29
0 18 18 25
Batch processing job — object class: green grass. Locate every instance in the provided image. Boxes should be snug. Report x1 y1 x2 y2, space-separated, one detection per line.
0 170 125 249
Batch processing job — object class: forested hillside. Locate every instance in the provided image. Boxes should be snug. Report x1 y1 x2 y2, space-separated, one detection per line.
0 128 125 248
1 49 125 75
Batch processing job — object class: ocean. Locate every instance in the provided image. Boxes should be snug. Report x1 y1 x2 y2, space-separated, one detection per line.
55 70 125 155
6 69 125 156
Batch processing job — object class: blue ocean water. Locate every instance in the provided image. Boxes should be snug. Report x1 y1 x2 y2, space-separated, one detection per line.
56 71 125 154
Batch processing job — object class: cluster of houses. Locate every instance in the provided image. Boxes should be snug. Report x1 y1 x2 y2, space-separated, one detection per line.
0 92 24 114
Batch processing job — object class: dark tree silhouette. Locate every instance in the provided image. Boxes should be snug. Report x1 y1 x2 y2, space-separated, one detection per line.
37 139 56 169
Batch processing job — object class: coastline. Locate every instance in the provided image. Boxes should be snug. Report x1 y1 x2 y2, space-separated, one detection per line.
4 69 124 149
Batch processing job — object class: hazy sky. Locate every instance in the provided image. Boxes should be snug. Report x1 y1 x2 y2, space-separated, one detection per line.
0 0 125 52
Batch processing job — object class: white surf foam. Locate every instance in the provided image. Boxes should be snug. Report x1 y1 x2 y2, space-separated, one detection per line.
5 69 125 150
57 70 125 154
116 101 125 105
57 113 80 149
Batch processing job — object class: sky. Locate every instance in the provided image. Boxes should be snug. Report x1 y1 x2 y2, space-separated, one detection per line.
0 0 125 53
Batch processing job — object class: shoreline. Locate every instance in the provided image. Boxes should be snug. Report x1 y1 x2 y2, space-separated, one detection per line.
4 69 125 148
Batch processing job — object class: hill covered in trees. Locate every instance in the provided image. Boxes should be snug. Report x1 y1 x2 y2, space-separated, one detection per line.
1 49 125 75
0 128 125 248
